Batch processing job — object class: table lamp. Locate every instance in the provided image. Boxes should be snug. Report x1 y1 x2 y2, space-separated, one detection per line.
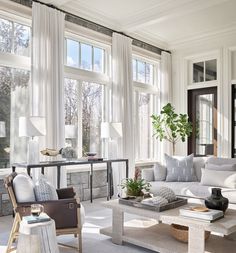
0 121 6 138
19 116 46 164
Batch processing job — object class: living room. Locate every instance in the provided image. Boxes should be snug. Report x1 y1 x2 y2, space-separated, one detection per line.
1 0 236 252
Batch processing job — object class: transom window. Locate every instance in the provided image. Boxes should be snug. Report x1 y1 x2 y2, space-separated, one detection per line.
193 59 217 83
132 58 154 85
65 38 105 73
0 17 31 56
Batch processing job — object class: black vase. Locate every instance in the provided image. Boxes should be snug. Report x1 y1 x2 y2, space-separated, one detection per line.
205 188 229 213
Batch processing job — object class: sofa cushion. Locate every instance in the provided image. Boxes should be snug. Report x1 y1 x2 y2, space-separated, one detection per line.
153 163 167 181
149 181 236 204
35 176 59 201
205 163 236 171
207 157 236 165
201 169 236 189
165 153 197 182
13 173 36 203
193 157 208 181
141 168 154 182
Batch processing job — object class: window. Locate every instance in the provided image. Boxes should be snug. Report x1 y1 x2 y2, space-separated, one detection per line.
0 66 30 167
193 59 217 83
133 58 154 85
0 17 31 56
64 78 104 156
133 55 159 161
65 38 105 73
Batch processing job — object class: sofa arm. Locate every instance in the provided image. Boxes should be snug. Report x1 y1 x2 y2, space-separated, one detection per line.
56 187 76 199
141 168 154 182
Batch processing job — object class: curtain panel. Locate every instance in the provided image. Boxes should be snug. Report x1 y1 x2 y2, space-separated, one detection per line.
31 2 66 187
112 33 135 195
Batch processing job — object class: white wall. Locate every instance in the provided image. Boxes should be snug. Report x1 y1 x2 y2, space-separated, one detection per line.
171 32 236 157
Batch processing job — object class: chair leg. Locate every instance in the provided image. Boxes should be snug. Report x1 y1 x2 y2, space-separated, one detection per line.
6 214 19 253
78 230 82 253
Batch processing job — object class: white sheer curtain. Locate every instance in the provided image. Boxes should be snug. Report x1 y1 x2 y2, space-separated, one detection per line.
160 51 172 160
30 2 66 187
112 33 135 195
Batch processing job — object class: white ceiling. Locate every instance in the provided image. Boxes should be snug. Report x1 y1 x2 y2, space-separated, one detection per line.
41 0 236 50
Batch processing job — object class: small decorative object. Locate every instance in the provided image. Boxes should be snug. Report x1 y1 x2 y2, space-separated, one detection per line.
85 152 97 157
191 206 209 212
59 147 77 159
120 178 151 197
151 103 192 155
154 187 177 203
31 204 44 217
171 224 210 243
40 148 59 156
205 188 229 213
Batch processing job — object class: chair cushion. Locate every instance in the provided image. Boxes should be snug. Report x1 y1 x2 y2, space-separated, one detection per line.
165 153 197 182
13 173 36 203
35 176 59 201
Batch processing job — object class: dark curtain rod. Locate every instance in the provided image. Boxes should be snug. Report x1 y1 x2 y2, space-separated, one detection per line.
11 0 170 55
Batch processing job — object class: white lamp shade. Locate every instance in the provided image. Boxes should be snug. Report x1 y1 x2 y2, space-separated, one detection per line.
100 122 122 139
65 125 77 139
19 116 46 137
0 121 6 137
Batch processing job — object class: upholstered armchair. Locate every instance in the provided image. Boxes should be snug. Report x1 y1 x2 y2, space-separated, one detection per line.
4 172 83 253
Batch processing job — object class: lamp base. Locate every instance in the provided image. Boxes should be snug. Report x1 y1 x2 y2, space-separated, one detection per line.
27 139 39 164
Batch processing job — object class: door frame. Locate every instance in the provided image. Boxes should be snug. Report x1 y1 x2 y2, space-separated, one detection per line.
188 87 217 156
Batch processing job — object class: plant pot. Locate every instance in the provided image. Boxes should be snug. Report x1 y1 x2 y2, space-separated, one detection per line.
126 189 142 197
205 188 229 213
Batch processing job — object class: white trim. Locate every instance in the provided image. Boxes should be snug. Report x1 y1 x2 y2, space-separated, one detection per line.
187 82 218 90
133 81 159 95
0 52 30 70
64 65 111 85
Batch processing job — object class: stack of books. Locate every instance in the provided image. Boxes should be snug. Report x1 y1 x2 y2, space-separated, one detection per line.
23 214 51 224
179 207 224 222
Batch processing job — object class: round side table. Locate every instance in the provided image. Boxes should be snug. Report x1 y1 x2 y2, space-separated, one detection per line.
17 218 59 253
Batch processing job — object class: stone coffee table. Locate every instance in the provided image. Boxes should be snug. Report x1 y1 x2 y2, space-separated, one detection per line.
100 199 236 253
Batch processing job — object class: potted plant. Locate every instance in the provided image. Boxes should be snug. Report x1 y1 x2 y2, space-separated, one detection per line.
151 103 192 155
120 178 151 197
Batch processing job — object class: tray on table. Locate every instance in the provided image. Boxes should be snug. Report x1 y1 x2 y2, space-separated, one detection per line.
119 197 187 212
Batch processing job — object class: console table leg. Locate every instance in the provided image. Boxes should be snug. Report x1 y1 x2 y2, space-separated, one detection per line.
188 227 205 253
112 209 124 245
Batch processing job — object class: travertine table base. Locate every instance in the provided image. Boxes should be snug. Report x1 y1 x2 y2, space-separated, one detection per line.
17 219 59 253
100 199 236 253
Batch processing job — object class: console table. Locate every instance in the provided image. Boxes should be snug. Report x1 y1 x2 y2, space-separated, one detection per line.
12 159 129 203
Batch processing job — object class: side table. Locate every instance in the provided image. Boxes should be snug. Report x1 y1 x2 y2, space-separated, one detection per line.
17 218 59 253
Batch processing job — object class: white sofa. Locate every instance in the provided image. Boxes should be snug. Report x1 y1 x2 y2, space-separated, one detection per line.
141 157 236 208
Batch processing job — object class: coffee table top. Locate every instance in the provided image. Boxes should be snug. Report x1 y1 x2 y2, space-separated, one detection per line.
103 199 236 235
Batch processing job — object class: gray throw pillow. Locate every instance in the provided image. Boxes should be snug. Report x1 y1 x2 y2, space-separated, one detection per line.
165 153 197 182
205 163 236 171
153 162 167 181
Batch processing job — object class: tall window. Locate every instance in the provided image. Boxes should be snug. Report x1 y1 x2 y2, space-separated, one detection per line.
0 16 31 168
133 56 159 160
64 36 109 157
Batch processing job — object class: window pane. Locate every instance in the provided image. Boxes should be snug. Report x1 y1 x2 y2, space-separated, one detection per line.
0 18 12 53
145 63 153 85
93 47 104 73
82 82 102 155
138 93 152 159
193 62 204 83
0 66 30 167
13 22 30 56
132 59 137 81
205 59 217 81
81 43 92 71
66 39 79 67
137 60 145 83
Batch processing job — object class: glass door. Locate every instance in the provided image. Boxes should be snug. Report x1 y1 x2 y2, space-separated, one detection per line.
188 87 217 156
232 84 236 157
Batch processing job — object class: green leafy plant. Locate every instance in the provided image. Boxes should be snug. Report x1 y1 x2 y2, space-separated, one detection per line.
151 103 192 155
120 178 151 197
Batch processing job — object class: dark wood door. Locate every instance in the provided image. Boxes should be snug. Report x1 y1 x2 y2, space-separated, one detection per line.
188 87 217 156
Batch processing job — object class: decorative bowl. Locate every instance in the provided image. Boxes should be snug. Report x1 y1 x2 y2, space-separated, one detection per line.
85 152 97 157
40 148 59 156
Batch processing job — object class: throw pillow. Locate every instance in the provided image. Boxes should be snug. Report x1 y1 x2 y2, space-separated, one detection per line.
205 163 236 171
13 173 36 203
153 162 167 181
154 186 176 202
165 153 197 182
34 176 59 201
201 169 236 188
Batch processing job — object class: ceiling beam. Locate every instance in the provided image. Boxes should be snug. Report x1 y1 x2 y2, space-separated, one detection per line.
123 0 231 32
